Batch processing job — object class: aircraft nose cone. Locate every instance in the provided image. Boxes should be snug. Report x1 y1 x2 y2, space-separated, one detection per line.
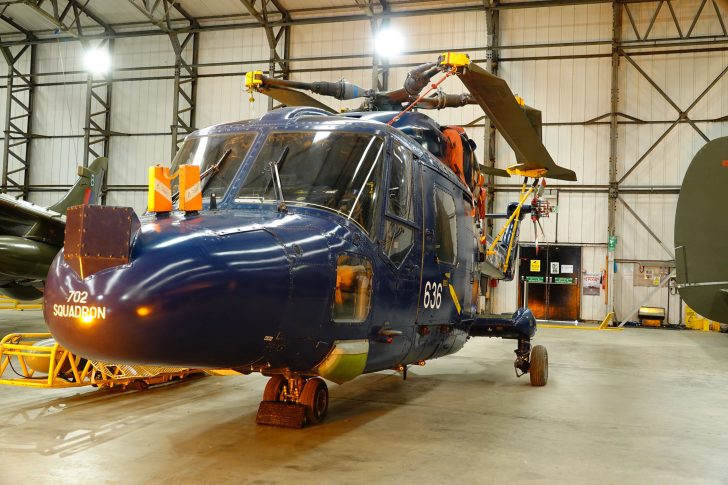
44 226 292 367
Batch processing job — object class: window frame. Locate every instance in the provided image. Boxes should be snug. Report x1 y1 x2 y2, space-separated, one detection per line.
377 142 421 269
433 185 459 266
331 252 374 325
171 131 259 200
385 142 415 223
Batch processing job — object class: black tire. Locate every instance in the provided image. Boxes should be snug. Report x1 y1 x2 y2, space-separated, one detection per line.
263 375 286 402
529 345 548 387
300 378 329 424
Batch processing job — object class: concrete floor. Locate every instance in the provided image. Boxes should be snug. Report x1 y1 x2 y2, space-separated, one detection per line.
1 310 728 484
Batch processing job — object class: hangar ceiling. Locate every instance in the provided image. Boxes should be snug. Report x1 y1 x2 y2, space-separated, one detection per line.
0 1 489 40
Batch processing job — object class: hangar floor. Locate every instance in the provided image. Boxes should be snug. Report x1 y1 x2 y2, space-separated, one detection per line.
0 310 727 484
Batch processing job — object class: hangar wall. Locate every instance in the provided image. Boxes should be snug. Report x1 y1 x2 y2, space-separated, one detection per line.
15 0 728 323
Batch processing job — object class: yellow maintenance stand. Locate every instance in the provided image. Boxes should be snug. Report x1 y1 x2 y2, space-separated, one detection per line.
0 333 200 389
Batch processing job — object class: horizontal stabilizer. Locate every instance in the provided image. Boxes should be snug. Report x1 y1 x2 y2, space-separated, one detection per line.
480 166 511 178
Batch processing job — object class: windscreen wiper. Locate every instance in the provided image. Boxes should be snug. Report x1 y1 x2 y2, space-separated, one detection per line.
171 148 232 203
267 146 290 207
200 148 233 194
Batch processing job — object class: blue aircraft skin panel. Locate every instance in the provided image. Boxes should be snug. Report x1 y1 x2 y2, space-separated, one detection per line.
43 107 509 376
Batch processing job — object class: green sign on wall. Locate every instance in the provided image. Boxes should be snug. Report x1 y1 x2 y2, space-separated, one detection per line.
608 235 618 252
553 277 574 284
525 276 545 283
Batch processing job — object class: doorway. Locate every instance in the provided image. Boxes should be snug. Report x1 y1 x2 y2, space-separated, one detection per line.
517 244 581 321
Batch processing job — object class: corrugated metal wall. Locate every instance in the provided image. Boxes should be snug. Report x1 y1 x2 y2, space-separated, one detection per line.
491 3 613 319
16 0 727 323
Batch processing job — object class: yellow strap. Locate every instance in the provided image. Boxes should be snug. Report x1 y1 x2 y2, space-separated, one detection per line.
448 284 461 314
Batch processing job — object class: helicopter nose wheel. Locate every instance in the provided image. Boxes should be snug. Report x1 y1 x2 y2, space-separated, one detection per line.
528 345 548 386
256 375 329 428
514 336 548 386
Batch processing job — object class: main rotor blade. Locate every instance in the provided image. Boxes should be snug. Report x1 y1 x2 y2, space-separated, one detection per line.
259 85 337 114
458 63 577 181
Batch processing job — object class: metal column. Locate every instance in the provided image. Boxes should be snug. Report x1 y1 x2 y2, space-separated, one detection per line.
0 44 35 198
239 0 290 112
82 39 114 170
484 1 499 220
607 1 622 314
170 31 198 158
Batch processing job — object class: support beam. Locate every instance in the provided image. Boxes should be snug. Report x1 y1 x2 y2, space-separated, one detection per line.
482 0 499 314
3 0 114 199
0 44 35 197
365 1 390 92
127 0 201 158
82 38 113 174
20 0 81 38
607 0 622 316
238 0 290 111
607 0 621 238
484 0 499 230
617 195 675 259
170 30 198 157
617 58 728 184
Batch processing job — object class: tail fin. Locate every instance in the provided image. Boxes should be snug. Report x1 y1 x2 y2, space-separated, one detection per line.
49 157 108 213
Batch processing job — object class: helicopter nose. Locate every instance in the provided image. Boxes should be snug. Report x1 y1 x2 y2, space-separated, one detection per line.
44 222 293 368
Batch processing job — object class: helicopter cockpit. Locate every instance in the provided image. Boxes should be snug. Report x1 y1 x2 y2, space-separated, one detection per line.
236 130 385 236
171 127 392 238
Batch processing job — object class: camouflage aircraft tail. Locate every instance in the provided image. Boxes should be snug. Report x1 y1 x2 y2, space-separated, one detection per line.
49 157 108 214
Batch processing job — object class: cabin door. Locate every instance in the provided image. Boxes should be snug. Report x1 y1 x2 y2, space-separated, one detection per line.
381 142 423 319
419 169 464 324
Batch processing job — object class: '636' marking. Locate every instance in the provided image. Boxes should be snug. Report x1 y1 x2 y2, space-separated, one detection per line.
423 281 442 309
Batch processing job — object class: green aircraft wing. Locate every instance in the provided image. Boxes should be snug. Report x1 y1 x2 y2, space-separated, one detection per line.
675 137 728 324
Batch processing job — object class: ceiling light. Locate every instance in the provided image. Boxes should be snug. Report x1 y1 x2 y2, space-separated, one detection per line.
84 47 111 75
374 27 405 59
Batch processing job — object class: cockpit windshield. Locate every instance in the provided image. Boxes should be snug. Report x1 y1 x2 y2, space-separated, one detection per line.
171 132 257 197
236 131 385 235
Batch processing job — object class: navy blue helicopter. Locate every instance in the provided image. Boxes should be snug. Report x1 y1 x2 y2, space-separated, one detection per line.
43 53 576 427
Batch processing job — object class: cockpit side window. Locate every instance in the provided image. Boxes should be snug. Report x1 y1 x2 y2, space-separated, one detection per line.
434 187 458 265
333 254 373 323
381 143 417 267
236 131 384 237
387 143 414 221
171 133 257 198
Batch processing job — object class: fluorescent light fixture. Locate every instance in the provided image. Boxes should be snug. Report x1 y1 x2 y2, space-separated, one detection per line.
84 47 111 75
374 27 404 59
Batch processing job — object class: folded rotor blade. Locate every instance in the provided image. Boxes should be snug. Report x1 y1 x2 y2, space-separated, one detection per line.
259 85 337 114
458 63 577 181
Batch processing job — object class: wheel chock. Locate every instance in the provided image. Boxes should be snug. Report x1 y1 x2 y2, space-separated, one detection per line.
256 401 307 428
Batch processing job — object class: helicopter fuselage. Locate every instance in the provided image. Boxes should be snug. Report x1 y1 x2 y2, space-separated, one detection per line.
44 108 484 379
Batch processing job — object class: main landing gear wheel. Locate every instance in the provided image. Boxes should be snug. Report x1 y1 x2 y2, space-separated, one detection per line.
300 377 329 424
262 375 286 401
529 345 548 387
